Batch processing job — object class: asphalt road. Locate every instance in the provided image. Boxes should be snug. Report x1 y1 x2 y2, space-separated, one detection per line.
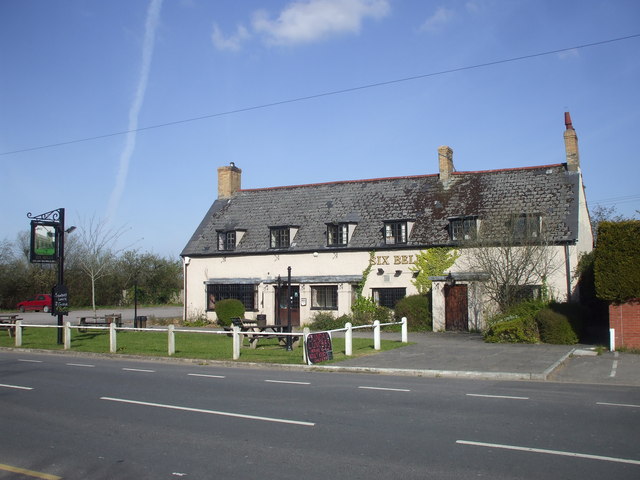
1 351 639 479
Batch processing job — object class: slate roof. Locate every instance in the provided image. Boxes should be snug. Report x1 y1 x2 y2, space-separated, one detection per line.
181 164 581 257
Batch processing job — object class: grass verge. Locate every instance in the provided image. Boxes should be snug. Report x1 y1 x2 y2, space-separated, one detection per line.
0 327 407 365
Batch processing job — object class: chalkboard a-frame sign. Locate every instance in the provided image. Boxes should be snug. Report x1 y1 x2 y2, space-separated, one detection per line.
305 332 333 365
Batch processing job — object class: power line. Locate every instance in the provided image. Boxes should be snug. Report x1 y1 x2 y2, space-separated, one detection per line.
2 32 640 157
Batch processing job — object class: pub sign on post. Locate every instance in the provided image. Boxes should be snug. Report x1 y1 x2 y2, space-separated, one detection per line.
30 221 59 263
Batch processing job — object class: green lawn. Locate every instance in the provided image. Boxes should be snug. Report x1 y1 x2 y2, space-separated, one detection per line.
0 326 407 365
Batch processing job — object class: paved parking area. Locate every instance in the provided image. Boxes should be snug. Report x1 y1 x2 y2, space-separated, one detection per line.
334 332 640 385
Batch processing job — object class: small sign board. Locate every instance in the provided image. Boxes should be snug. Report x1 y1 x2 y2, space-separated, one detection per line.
305 332 333 365
52 284 69 316
30 221 59 263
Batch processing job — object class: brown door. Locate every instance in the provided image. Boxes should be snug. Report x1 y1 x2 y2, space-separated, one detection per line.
275 286 300 327
445 284 469 331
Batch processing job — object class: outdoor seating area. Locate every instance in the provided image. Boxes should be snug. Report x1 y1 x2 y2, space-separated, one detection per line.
0 314 21 337
230 317 301 349
78 313 123 332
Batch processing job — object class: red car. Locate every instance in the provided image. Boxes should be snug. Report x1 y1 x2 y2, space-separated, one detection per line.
17 294 52 313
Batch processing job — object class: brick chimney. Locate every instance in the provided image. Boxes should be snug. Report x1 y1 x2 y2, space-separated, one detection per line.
563 112 580 172
217 162 242 198
438 145 454 187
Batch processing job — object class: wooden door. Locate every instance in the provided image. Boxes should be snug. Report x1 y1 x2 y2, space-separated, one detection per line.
275 286 300 327
445 284 469 331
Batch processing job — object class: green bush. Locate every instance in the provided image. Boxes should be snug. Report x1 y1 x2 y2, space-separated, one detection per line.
214 299 245 327
547 302 588 341
484 316 540 343
308 312 344 331
394 294 432 331
536 308 579 344
595 221 640 302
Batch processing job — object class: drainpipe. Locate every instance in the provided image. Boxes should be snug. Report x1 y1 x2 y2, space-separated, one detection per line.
563 244 571 302
183 257 190 321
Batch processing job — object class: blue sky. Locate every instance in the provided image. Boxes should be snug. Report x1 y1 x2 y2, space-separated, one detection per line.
1 0 639 258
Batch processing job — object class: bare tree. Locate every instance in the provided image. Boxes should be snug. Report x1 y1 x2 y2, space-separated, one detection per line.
75 217 129 316
462 215 562 313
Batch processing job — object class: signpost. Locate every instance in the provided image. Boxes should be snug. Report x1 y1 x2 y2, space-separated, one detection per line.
27 208 71 344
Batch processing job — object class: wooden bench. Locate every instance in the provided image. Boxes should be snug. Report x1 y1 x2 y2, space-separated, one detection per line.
78 314 123 332
0 314 21 337
228 318 300 349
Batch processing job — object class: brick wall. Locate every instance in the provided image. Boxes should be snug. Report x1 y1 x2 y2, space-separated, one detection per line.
609 299 640 349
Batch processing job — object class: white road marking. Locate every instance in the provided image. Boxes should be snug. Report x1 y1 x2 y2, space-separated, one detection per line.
358 386 411 392
610 352 619 377
457 440 640 465
466 393 529 400
188 373 226 379
122 368 155 373
0 383 33 391
100 397 315 427
66 363 95 368
597 402 640 409
265 380 311 385
18 359 43 363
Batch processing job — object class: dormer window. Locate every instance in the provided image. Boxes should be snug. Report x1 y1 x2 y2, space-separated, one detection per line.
217 230 245 251
270 226 298 249
449 216 478 241
327 223 348 246
384 221 410 245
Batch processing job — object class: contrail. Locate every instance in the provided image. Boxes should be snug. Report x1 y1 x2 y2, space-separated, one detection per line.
107 0 162 221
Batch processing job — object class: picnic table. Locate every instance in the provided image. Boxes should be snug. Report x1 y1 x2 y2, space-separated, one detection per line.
78 314 123 332
230 318 300 349
0 314 22 337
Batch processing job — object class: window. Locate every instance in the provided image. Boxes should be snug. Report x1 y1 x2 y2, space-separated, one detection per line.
500 284 542 304
327 223 348 246
449 217 477 241
372 288 406 309
384 221 407 245
207 284 257 311
270 227 290 248
512 214 541 239
311 285 338 309
217 231 236 251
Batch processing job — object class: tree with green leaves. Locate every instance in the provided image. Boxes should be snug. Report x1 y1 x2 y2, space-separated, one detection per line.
410 247 460 295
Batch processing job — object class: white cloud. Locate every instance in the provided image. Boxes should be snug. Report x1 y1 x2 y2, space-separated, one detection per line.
212 23 250 51
251 0 390 46
420 6 455 33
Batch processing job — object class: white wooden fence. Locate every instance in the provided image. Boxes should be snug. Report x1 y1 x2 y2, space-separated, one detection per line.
7 318 408 362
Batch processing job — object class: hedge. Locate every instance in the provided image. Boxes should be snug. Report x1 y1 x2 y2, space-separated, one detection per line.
394 294 432 331
595 221 640 302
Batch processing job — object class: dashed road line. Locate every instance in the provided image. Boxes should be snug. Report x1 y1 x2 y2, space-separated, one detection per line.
265 380 311 385
358 386 411 392
466 393 529 400
122 368 156 373
188 373 226 379
0 383 33 391
66 363 95 368
18 359 43 363
100 396 315 426
597 402 640 409
457 440 640 465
